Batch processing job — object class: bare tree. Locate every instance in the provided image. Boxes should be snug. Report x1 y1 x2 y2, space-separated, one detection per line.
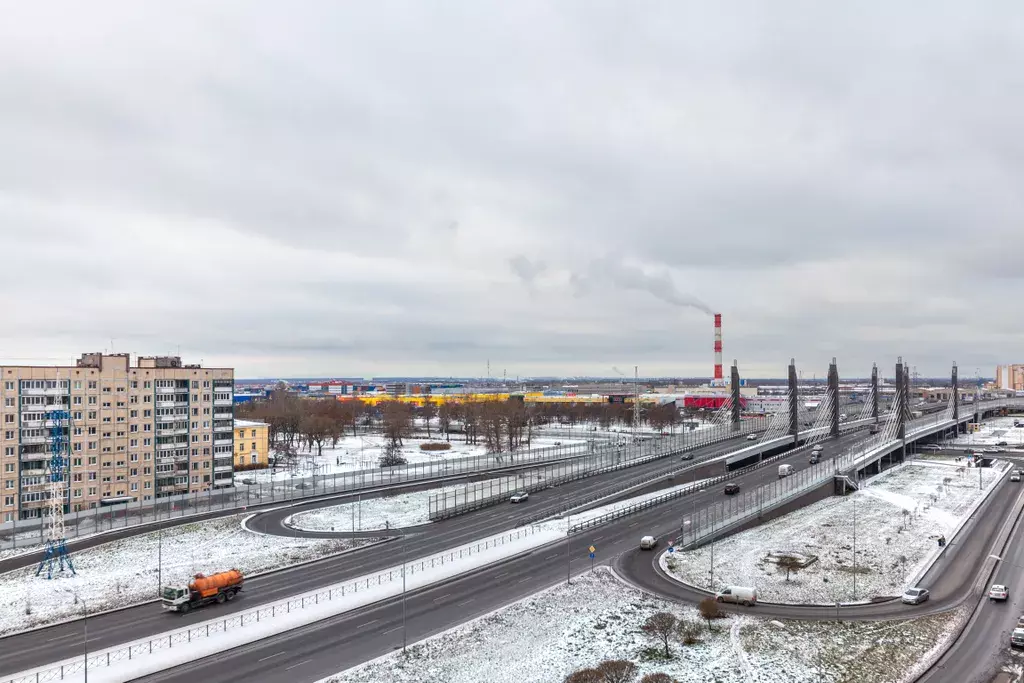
301 414 335 458
677 619 703 646
564 669 603 683
776 555 803 582
596 660 638 683
379 400 413 450
641 612 678 659
698 597 722 630
438 402 454 442
420 400 437 439
640 674 674 683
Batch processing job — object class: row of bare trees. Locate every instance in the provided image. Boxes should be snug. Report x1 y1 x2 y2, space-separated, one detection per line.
237 385 685 461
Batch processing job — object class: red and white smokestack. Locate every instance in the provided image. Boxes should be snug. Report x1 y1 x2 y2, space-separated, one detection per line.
713 313 723 380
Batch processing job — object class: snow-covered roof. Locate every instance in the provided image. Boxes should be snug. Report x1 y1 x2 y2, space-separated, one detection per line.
234 419 268 428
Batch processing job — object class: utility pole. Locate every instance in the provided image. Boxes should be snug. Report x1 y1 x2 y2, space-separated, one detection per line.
402 526 407 654
566 514 572 585
157 527 162 596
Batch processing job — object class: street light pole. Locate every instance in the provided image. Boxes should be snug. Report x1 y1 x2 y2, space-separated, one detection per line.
566 514 572 585
157 526 162 597
852 493 857 601
400 524 407 654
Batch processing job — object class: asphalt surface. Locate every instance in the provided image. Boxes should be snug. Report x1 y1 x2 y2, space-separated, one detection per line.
0 430 855 676
96 435 864 683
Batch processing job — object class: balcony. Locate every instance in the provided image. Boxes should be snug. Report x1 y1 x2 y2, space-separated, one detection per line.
214 438 233 447
20 419 58 429
19 435 48 445
20 387 68 397
213 398 232 407
214 462 233 472
214 411 233 420
155 400 189 409
155 427 189 437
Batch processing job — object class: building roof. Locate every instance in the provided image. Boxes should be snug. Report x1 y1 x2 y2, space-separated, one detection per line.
234 419 268 428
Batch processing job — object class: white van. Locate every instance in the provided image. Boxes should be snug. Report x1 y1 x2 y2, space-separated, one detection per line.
640 535 658 550
778 464 793 478
715 586 757 606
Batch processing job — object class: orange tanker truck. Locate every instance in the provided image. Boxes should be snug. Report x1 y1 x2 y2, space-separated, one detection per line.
161 569 244 614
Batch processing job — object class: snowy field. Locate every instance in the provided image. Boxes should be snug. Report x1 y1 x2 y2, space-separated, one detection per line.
940 416 1024 448
236 434 587 485
325 568 961 683
662 461 1001 603
0 514 373 635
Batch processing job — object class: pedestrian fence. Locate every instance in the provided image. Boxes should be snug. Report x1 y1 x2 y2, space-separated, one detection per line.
0 524 547 683
428 417 771 520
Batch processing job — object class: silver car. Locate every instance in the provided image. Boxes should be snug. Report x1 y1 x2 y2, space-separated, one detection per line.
901 587 929 605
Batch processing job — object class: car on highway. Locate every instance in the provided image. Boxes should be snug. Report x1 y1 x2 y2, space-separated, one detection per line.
509 491 529 504
901 587 929 605
1011 628 1024 649
812 444 824 453
808 454 820 465
989 584 1009 601
919 444 942 452
680 453 694 461
746 433 759 441
724 483 741 495
869 426 880 435
1016 614 1024 630
998 441 1009 446
984 447 1001 454
640 535 658 550
1012 473 1021 483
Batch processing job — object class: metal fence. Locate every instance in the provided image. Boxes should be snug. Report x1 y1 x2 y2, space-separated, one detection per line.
0 435 611 551
1 524 547 683
428 417 771 520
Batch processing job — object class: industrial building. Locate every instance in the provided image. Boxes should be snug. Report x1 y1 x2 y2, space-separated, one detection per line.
0 353 234 522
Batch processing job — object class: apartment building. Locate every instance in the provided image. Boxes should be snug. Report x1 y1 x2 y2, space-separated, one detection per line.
233 419 269 468
0 353 234 522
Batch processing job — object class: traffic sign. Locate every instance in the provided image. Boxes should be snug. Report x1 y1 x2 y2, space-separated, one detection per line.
589 552 595 559
589 545 596 553
668 547 675 553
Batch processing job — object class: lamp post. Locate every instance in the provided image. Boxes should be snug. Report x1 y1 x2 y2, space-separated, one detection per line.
157 526 163 597
566 514 572 585
74 594 89 683
402 525 407 654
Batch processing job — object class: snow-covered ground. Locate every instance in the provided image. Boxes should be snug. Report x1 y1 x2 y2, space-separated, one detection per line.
0 515 373 636
662 461 1001 603
237 434 587 485
324 568 962 683
940 416 1024 448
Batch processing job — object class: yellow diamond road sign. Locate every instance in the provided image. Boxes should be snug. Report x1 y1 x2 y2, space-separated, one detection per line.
589 545 596 553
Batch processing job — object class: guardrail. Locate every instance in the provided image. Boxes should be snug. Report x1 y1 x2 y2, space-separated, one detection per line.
0 524 550 683
428 417 770 520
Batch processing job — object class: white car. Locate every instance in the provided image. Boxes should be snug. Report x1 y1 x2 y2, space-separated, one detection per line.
746 433 759 441
920 444 942 452
1012 473 1021 483
989 584 1009 601
509 491 529 504
640 535 658 550
901 587 929 605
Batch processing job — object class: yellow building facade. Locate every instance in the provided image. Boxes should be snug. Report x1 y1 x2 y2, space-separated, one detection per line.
234 419 269 468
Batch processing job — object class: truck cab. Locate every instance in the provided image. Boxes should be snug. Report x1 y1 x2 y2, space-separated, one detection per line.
161 586 192 611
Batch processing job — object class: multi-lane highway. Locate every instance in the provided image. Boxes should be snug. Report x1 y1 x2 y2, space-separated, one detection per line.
0 430 858 677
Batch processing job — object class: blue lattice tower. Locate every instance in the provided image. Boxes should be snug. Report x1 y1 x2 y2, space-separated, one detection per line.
36 408 75 579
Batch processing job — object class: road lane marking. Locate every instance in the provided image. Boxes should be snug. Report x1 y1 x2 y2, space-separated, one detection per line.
382 626 403 635
357 619 379 629
258 651 285 662
458 598 475 606
546 554 559 559
433 593 451 603
285 660 312 671
516 576 532 584
496 572 508 579
593 535 604 541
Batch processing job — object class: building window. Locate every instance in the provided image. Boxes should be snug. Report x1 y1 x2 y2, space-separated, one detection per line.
4 381 14 391
251 442 256 451
251 454 257 464
3 398 13 407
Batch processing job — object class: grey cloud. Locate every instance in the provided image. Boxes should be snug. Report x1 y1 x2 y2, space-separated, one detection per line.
0 2 1022 377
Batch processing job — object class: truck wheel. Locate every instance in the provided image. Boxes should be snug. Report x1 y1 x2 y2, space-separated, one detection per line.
216 593 226 604
225 590 236 601
742 600 751 607
179 603 190 615
716 596 724 603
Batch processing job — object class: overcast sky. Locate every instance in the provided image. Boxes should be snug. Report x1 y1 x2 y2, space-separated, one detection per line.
1 2 1021 380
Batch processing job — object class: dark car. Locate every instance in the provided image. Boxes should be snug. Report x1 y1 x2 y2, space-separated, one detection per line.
724 483 741 495
681 453 694 461
998 441 1009 446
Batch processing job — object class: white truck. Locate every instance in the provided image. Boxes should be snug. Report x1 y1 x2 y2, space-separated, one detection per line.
778 464 793 478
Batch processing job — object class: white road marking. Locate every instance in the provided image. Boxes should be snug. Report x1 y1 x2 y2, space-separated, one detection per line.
285 660 312 671
432 593 451 603
458 598 475 607
357 619 379 629
382 626 403 635
258 651 285 662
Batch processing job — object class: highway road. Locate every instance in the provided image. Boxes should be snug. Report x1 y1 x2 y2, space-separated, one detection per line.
0 430 859 676
126 446 1019 683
